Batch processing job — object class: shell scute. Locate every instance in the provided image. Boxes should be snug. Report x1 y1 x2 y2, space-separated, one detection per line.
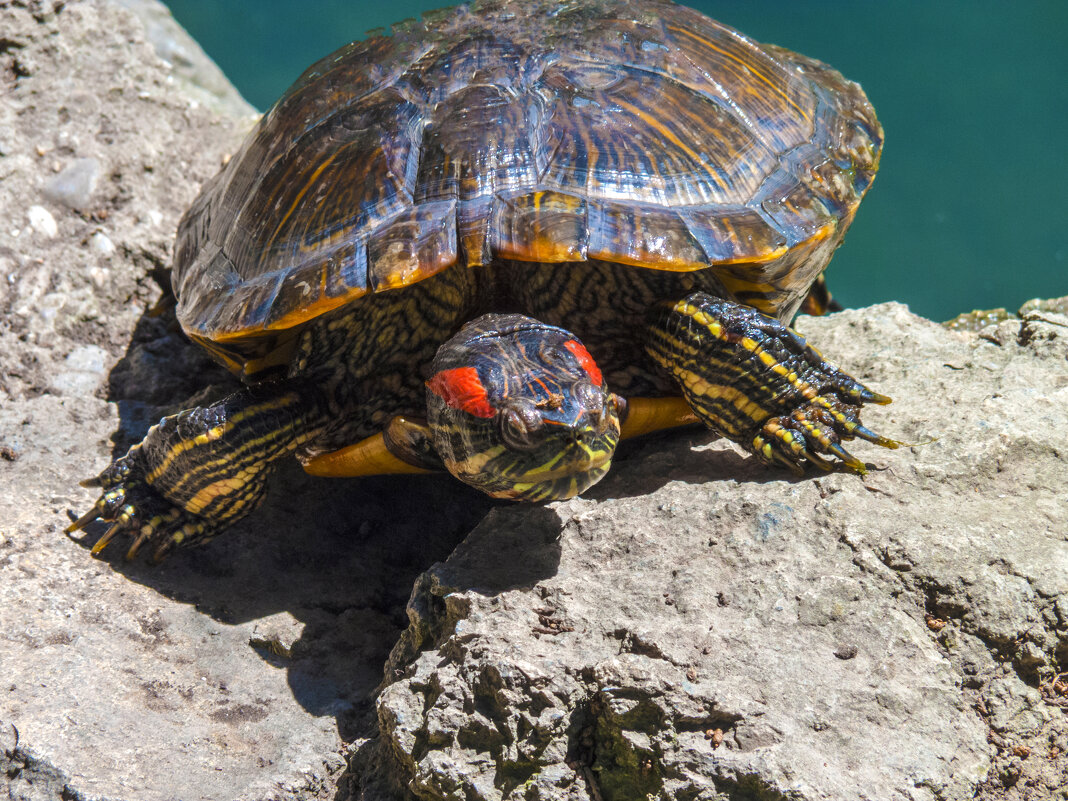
266 239 369 332
677 205 788 266
491 188 589 263
587 200 706 272
368 200 459 291
414 82 539 206
664 9 818 153
535 59 779 207
229 89 418 281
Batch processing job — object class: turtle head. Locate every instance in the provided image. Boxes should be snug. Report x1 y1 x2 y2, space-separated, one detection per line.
426 314 622 501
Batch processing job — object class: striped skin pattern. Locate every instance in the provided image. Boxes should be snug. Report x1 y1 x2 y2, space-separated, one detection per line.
69 263 488 561
799 275 841 317
425 314 621 501
289 264 484 456
646 293 897 474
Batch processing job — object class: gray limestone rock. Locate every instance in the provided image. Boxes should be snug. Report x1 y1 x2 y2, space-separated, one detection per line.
364 304 1068 801
0 3 467 800
1 2 1065 801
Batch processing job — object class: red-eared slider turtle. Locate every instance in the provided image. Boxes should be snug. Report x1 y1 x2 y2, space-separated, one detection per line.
70 0 896 561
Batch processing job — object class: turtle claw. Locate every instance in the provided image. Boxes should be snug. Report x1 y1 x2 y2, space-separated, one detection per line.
125 529 152 561
646 292 898 478
70 452 219 562
768 447 805 476
66 505 103 535
803 449 835 472
826 441 866 474
90 521 125 555
851 422 900 448
752 393 894 476
862 390 893 406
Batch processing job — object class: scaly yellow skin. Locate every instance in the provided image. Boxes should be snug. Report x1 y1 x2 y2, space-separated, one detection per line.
644 294 897 475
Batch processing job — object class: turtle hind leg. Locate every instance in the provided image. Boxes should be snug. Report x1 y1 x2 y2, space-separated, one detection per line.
800 274 843 316
68 384 326 562
644 292 898 475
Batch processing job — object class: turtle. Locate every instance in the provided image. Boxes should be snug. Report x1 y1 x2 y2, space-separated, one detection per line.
70 0 897 562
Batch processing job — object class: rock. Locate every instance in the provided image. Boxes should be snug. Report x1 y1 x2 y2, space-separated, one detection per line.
0 3 403 800
26 204 57 237
0 8 491 796
946 295 1068 334
48 344 109 397
1 3 1065 801
89 230 116 256
364 302 1068 801
115 0 258 118
42 157 100 210
250 611 306 660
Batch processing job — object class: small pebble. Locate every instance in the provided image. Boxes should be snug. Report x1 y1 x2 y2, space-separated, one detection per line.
48 345 109 397
89 266 110 288
43 157 100 210
925 615 947 632
27 205 57 238
834 644 859 660
65 345 108 374
90 231 115 256
249 612 304 659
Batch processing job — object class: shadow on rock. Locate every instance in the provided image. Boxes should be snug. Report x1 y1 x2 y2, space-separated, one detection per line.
70 299 498 738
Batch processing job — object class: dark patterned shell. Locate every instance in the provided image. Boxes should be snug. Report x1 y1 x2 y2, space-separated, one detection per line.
173 0 881 355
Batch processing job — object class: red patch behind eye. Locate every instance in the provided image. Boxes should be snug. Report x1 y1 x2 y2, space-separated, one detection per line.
564 339 603 386
427 367 496 418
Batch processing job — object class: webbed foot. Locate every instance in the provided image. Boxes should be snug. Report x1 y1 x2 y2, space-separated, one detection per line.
67 385 321 562
751 390 897 476
646 292 899 475
67 447 219 563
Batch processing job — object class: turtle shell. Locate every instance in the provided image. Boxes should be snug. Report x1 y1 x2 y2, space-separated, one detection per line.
172 0 881 368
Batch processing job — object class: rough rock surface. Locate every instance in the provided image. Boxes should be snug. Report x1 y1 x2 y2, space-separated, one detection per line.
112 0 258 118
361 301 1068 801
1 2 1066 801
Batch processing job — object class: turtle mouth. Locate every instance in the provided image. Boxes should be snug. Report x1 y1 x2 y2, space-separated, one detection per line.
512 446 612 483
482 440 615 501
440 429 617 502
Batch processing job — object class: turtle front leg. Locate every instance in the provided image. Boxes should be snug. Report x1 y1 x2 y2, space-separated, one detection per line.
644 292 898 474
68 384 326 561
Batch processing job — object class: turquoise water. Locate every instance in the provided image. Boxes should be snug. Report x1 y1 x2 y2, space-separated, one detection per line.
165 1 1067 320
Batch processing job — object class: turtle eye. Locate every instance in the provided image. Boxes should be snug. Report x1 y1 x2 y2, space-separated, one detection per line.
547 345 573 367
499 400 544 451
